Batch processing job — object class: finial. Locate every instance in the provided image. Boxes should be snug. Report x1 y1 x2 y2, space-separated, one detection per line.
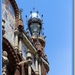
36 11 39 14
25 15 28 23
26 15 27 18
33 7 35 11
44 36 46 39
42 32 44 36
30 11 32 14
41 14 43 22
41 14 43 17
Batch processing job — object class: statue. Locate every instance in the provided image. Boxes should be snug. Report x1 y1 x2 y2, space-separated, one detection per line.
2 51 9 75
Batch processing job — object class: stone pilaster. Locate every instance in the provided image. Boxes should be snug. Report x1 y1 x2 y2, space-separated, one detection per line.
19 34 23 54
39 59 41 75
26 50 32 75
35 54 39 75
14 29 19 52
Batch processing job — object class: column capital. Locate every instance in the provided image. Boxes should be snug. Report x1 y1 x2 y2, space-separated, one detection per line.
26 49 32 60
18 33 23 39
27 59 32 65
35 54 39 59
14 29 19 34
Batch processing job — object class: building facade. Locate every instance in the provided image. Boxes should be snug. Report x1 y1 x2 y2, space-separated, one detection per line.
2 0 49 75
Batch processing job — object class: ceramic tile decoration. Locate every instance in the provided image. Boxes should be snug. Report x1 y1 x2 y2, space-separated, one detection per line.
2 0 15 46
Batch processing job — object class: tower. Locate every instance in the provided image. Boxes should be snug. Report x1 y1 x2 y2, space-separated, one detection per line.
27 11 45 57
26 11 49 75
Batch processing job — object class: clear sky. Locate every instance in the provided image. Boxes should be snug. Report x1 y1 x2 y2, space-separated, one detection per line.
16 0 73 75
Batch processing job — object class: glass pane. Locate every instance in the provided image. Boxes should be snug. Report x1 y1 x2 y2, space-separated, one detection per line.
22 42 27 59
30 23 40 36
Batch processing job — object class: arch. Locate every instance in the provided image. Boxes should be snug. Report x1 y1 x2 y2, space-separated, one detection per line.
2 37 20 74
9 0 19 18
9 0 19 28
2 37 19 64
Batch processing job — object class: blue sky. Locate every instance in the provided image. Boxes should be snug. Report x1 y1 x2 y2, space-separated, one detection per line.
16 0 73 75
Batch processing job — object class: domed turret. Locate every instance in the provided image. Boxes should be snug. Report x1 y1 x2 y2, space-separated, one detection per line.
29 12 41 19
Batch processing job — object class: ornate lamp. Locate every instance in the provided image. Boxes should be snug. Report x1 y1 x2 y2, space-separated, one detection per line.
27 11 43 37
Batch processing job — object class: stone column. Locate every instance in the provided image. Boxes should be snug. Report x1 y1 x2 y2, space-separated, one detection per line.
35 54 39 75
26 50 32 75
28 63 31 75
14 29 19 52
39 59 41 75
19 34 22 54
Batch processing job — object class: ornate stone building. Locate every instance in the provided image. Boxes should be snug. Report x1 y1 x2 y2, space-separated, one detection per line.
2 0 49 75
